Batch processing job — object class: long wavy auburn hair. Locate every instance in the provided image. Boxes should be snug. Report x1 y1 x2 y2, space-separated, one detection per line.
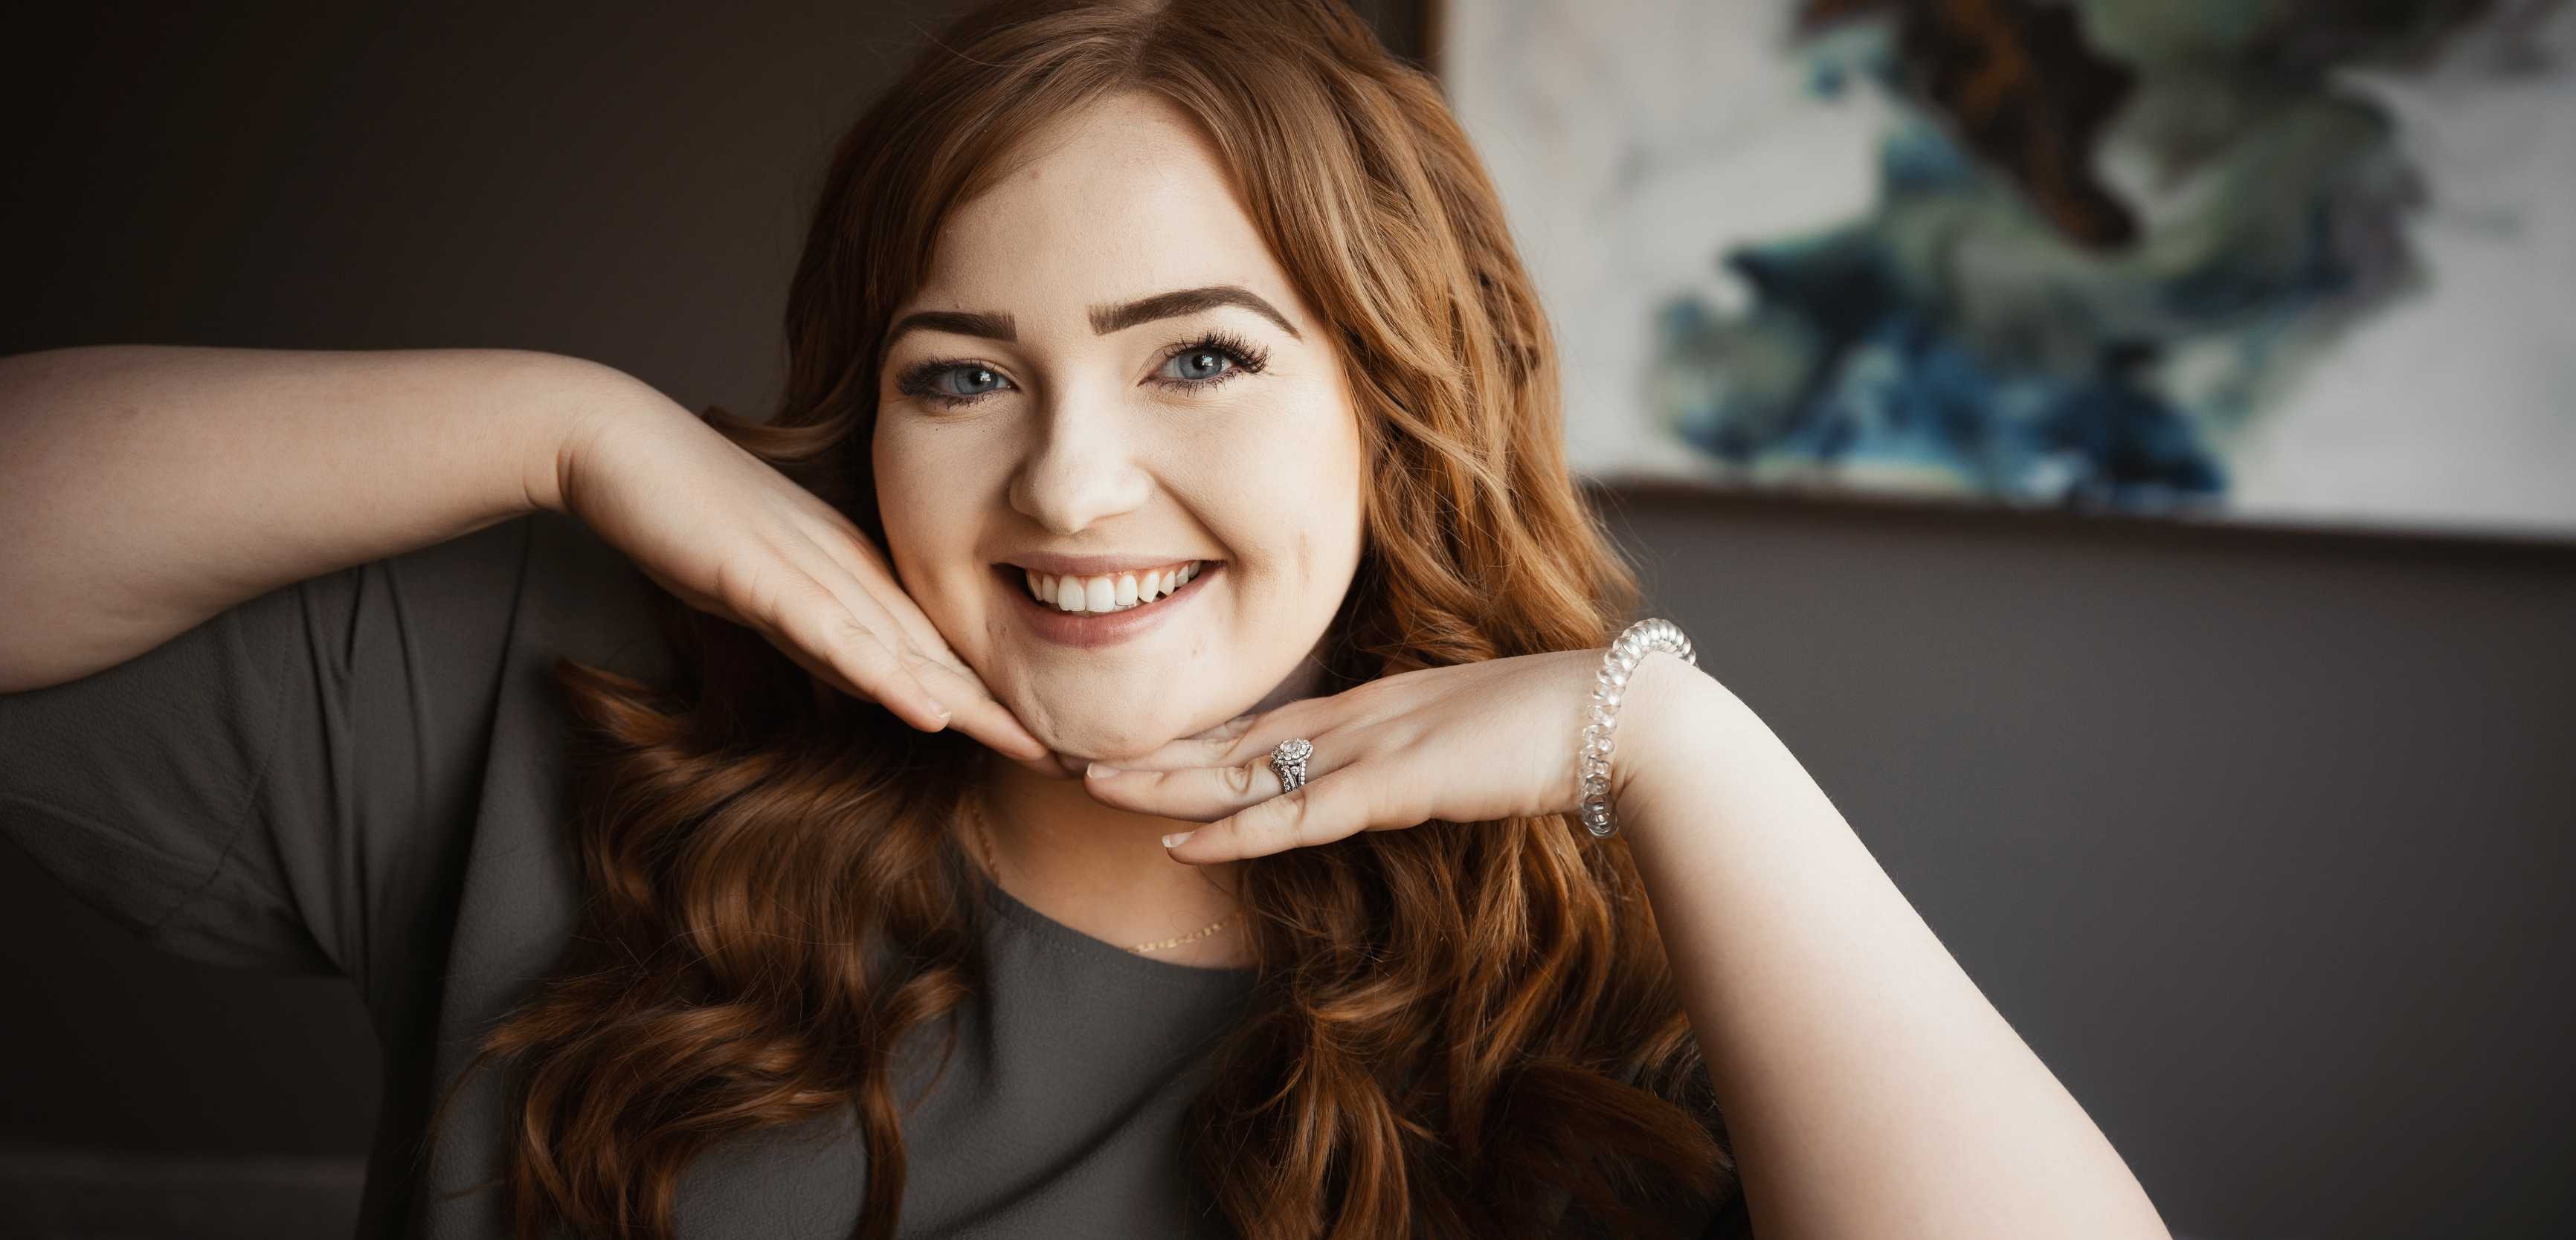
428 1 1739 1236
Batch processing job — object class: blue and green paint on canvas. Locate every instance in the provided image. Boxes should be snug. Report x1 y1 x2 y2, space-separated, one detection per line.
1649 0 2560 516
1446 0 2575 537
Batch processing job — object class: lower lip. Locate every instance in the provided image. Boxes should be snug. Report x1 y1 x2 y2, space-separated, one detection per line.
1000 561 1221 650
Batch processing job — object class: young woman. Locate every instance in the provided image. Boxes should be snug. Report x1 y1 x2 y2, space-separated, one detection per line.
0 1 2171 1237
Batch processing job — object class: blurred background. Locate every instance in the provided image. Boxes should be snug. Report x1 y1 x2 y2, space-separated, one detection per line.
0 1 2568 1238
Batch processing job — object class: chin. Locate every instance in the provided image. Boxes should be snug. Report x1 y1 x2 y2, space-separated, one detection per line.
1017 697 1206 764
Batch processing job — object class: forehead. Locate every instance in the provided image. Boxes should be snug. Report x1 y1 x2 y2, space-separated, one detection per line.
904 92 1306 334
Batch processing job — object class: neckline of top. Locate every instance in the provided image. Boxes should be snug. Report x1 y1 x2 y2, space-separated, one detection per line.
974 871 1260 984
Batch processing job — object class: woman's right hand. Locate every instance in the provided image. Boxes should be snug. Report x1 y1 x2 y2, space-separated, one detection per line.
549 392 1052 763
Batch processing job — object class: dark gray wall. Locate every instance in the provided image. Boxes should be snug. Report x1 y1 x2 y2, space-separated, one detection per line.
2 3 2567 1238
1600 486 2575 1239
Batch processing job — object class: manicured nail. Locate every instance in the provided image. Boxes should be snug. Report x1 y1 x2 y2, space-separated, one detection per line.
1087 761 1120 778
1162 830 1195 848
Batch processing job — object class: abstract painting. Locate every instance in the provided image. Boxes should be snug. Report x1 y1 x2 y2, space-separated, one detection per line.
1440 0 2576 539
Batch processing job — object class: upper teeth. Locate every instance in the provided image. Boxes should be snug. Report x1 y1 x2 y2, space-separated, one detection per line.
1024 561 1202 613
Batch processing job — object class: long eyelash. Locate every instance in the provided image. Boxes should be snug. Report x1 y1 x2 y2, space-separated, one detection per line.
894 329 1272 410
1157 329 1269 393
895 357 1011 410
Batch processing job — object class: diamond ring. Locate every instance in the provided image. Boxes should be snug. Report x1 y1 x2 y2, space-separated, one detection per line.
1269 737 1313 793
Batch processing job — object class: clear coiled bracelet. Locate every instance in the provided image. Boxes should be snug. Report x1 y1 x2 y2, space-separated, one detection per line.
1578 617 1698 839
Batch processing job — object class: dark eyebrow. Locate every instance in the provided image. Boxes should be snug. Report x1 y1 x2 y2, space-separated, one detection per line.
1090 285 1303 340
880 284 1301 355
883 309 1016 349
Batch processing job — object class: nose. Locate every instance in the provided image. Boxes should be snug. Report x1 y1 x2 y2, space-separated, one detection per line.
1008 385 1152 535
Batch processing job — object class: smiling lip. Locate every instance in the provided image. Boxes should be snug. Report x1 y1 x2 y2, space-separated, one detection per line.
999 560 1220 650
1003 552 1207 576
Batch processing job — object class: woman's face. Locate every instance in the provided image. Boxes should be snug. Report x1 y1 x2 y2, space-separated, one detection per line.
873 91 1368 763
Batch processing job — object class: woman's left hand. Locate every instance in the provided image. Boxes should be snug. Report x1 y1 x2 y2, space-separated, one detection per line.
1080 648 1701 862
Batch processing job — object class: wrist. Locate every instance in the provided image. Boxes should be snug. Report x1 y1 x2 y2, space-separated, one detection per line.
519 355 677 517
1606 651 1726 813
1572 620 1722 838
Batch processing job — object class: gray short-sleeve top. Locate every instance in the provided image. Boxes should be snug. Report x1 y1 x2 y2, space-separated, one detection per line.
0 511 1751 1239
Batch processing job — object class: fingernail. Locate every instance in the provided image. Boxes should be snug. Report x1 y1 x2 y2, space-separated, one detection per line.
1162 830 1195 848
1086 761 1120 778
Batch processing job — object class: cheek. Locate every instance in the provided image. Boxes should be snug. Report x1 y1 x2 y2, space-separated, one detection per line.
870 442 928 572
1297 404 1368 575
870 425 986 607
1222 403 1365 601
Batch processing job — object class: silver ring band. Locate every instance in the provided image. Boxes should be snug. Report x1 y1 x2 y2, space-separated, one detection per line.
1269 737 1313 793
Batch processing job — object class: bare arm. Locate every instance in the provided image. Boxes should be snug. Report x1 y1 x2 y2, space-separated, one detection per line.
0 344 637 692
1614 658 2171 1239
1078 610 2171 1224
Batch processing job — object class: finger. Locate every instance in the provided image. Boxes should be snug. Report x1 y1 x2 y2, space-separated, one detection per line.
1081 739 1313 822
1101 702 1330 772
786 526 1047 760
998 747 1083 781
1187 710 1263 744
912 660 1051 761
799 518 956 663
1092 712 1257 773
761 571 951 731
1160 763 1390 865
765 630 947 731
774 528 933 662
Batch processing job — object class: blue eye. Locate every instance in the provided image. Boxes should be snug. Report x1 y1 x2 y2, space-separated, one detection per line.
933 364 1008 398
1153 330 1269 392
1162 348 1234 384
894 329 1270 410
897 361 1016 408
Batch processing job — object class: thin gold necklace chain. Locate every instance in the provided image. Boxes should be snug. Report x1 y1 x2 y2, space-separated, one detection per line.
963 792 1238 955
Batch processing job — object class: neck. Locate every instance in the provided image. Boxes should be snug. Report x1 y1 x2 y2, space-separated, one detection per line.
967 650 1336 971
976 761 1249 968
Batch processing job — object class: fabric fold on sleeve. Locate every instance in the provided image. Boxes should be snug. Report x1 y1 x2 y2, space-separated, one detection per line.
0 515 540 986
